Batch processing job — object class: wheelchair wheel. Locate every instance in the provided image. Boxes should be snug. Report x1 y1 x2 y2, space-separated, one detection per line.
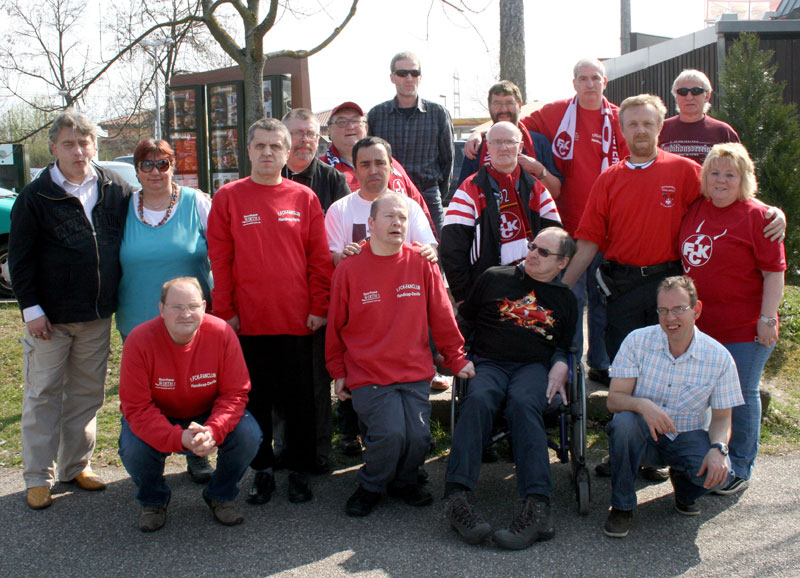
575 466 591 515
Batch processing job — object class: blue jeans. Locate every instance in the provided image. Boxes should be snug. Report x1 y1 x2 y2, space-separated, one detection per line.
421 185 444 239
351 381 431 493
118 412 262 507
446 357 553 498
723 341 774 480
567 253 609 370
607 411 733 510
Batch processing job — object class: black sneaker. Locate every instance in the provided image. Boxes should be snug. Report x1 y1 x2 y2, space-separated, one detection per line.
674 497 701 516
345 485 382 517
588 368 611 387
444 492 492 545
387 483 433 507
288 471 313 503
186 454 214 484
493 495 555 550
247 470 275 505
595 455 611 477
603 507 633 538
713 477 749 495
641 466 669 482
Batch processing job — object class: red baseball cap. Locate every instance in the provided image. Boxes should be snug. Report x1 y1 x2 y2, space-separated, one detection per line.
330 101 364 117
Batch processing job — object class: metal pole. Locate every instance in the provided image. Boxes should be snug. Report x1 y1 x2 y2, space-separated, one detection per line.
154 63 161 140
621 0 631 54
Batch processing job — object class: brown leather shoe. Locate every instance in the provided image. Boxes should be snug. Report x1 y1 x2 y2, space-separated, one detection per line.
70 469 107 491
27 486 52 510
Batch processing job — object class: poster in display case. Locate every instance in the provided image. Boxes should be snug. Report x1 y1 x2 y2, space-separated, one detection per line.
208 84 239 128
168 89 198 132
172 132 200 189
263 74 292 119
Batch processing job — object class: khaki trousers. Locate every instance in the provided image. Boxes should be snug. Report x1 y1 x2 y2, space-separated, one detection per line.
21 317 112 488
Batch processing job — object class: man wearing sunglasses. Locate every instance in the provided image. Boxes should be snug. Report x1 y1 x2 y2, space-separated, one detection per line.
10 109 135 510
444 227 577 549
119 277 262 532
602 276 741 538
658 69 740 164
367 51 454 238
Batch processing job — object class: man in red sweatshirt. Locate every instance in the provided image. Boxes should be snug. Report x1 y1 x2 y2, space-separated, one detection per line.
119 277 261 532
207 117 334 506
326 192 475 517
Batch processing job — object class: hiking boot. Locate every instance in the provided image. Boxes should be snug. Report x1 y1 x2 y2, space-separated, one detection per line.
138 504 167 532
387 483 433 507
444 492 492 545
288 471 313 503
203 492 244 526
345 485 382 517
714 477 749 495
493 495 555 550
186 454 214 484
674 497 701 516
641 466 669 482
603 507 633 538
247 470 275 505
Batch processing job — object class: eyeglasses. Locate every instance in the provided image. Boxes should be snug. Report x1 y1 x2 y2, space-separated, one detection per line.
527 242 563 258
290 130 319 140
487 139 521 148
138 159 171 172
331 118 366 128
675 87 707 97
656 305 692 316
393 69 421 78
164 303 204 314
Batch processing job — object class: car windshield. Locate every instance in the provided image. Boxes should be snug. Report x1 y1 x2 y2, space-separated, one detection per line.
96 162 141 189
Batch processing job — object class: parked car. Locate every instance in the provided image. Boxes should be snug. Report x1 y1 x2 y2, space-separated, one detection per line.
114 155 134 165
444 140 466 206
0 187 17 298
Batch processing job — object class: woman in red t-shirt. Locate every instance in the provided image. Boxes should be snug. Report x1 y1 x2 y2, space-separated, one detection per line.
679 143 786 495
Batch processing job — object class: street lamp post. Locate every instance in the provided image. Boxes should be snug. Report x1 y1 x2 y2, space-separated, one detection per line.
141 37 174 140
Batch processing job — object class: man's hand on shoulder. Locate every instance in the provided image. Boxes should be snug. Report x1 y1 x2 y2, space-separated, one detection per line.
411 242 438 263
463 131 483 159
763 205 786 242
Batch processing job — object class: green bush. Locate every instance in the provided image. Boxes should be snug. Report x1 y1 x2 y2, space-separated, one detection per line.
717 32 800 282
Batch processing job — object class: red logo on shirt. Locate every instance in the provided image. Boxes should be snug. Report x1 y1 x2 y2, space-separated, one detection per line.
660 186 676 208
499 211 522 240
682 233 713 268
498 290 556 338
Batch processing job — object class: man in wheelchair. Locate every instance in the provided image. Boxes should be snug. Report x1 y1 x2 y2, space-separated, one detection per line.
444 227 577 550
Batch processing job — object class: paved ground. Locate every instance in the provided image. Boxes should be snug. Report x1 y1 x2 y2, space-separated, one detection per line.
1 451 798 577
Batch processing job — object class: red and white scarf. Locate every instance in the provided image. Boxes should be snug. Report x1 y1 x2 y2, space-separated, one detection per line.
552 95 619 173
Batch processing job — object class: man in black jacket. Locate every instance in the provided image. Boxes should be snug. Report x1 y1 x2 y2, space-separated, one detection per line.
9 109 133 510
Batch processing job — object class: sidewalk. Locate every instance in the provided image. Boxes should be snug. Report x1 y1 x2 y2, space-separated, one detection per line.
2 452 798 577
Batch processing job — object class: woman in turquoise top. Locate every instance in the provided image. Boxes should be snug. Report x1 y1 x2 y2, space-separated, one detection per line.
117 138 212 339
117 138 215 483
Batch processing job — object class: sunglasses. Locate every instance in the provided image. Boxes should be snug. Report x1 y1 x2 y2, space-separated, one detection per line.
527 242 563 258
675 87 706 96
394 69 421 78
138 159 171 172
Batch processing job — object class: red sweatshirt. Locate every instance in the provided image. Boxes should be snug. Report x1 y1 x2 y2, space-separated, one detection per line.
326 243 469 390
119 314 251 453
207 177 333 336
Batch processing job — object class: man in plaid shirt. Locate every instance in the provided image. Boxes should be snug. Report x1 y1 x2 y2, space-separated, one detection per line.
367 51 454 238
603 276 743 539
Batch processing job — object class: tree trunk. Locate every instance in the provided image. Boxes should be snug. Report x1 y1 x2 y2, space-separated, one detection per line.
499 0 526 102
243 32 266 127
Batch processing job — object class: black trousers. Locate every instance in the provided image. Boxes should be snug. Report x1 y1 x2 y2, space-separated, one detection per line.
239 334 316 473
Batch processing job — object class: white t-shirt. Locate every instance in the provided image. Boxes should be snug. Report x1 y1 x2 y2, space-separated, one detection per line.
325 191 437 253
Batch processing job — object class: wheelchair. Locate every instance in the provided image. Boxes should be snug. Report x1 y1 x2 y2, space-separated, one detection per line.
449 347 591 515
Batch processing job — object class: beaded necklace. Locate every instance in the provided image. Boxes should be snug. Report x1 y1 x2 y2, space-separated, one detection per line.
138 183 179 227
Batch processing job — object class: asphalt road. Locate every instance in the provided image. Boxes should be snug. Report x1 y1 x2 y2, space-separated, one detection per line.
1 452 798 578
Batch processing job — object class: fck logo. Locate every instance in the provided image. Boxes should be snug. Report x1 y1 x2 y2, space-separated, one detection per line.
682 233 712 267
500 212 521 240
554 132 572 158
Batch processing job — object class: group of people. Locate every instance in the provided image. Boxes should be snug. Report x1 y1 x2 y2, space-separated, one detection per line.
8 50 786 549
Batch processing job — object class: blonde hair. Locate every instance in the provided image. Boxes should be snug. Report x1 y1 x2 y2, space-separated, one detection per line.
700 143 757 202
619 94 667 126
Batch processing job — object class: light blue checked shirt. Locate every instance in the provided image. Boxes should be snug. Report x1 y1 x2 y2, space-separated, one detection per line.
610 325 743 438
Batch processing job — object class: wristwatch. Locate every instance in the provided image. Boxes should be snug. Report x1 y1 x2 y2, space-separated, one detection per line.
710 442 729 456
759 315 778 327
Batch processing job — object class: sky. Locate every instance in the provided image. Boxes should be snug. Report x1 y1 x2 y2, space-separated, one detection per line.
0 0 724 120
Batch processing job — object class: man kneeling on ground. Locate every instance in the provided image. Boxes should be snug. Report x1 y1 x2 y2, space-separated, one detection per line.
603 275 742 538
326 192 475 517
119 277 262 532
444 227 577 550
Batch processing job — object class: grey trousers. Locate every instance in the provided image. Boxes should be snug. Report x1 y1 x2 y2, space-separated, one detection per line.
351 381 431 493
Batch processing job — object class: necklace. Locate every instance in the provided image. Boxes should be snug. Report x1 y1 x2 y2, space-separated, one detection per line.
139 183 179 227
